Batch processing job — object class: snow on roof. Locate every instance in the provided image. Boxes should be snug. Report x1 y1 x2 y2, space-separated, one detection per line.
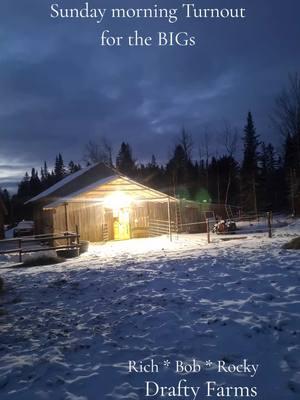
43 174 173 209
25 161 174 209
44 174 119 209
25 164 96 204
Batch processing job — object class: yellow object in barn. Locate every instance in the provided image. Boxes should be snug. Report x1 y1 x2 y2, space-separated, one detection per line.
113 209 130 240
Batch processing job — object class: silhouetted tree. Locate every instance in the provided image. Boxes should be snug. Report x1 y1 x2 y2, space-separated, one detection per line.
54 153 66 182
273 73 300 214
178 128 193 161
284 134 298 214
116 142 136 176
84 137 113 167
241 112 260 213
0 188 10 223
40 161 50 189
68 161 81 174
29 168 42 196
17 172 31 198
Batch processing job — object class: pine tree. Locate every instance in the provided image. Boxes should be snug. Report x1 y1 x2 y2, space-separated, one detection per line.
284 133 299 214
241 112 260 213
150 154 157 167
217 155 239 205
29 168 42 196
116 142 136 176
166 144 197 198
68 160 81 174
40 161 50 189
54 153 66 181
273 73 300 214
17 172 31 198
1 188 10 222
166 144 187 188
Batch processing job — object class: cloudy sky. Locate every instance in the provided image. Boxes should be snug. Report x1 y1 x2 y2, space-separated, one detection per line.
1 0 300 191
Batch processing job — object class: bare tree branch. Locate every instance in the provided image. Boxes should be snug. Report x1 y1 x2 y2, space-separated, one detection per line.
222 121 239 157
177 128 193 160
83 137 113 166
272 72 300 139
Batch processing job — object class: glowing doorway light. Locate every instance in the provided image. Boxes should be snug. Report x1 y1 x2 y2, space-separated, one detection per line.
103 192 132 210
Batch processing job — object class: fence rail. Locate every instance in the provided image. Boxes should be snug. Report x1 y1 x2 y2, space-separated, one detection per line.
0 229 80 263
149 219 175 237
208 211 273 242
150 211 274 243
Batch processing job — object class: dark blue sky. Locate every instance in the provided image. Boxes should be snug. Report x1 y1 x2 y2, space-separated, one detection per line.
1 0 300 191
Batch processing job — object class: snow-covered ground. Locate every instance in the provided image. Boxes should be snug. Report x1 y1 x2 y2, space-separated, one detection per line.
0 220 300 399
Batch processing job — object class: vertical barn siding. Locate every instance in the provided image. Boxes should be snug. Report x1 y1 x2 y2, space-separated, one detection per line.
130 205 149 228
147 201 174 221
53 202 105 242
130 204 149 238
52 205 67 234
38 199 214 241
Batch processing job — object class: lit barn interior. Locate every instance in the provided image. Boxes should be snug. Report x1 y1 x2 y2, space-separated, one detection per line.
27 163 179 241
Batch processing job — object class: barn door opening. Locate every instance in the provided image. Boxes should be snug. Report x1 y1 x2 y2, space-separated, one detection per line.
113 208 131 240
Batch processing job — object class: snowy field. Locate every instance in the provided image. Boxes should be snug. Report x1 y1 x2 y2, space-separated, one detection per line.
0 220 300 400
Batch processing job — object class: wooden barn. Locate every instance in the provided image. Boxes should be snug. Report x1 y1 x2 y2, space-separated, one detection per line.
27 163 211 242
0 195 7 240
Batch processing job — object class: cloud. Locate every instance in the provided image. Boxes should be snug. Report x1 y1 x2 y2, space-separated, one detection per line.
0 0 300 191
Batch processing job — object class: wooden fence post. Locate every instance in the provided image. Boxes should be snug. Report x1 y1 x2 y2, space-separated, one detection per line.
18 239 22 263
75 225 80 256
167 197 172 242
206 218 211 244
64 203 69 232
267 212 272 238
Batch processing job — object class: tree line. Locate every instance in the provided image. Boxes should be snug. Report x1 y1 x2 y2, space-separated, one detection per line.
1 73 300 223
0 156 82 224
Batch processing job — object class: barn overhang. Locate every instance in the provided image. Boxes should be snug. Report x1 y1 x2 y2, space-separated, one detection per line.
43 175 176 210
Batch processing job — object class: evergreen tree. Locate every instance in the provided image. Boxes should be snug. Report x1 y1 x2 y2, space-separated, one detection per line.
0 188 10 223
218 156 239 205
166 144 197 198
138 155 164 189
17 172 31 198
40 161 50 189
29 168 42 196
68 160 81 174
54 153 66 181
273 73 300 214
241 112 260 213
116 142 136 176
1 189 10 208
284 134 299 214
150 154 157 167
208 156 219 202
166 144 187 189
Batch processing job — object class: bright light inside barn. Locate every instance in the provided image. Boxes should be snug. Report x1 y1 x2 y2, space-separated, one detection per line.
103 192 132 210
